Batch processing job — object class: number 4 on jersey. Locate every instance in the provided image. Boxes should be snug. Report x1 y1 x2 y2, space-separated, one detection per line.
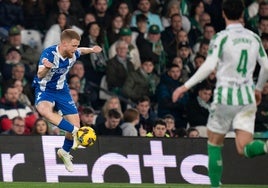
237 49 248 77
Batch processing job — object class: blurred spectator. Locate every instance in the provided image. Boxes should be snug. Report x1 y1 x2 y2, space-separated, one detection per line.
173 127 187 138
0 85 36 133
122 58 159 103
188 0 205 47
176 29 189 43
253 33 268 82
171 56 189 83
245 1 268 33
255 81 268 132
0 26 40 78
161 0 190 32
4 78 32 108
68 75 82 93
22 0 46 33
186 82 212 125
1 116 26 135
243 0 261 24
135 96 157 136
109 27 141 70
95 109 122 136
82 12 96 30
194 38 210 59
0 0 24 29
258 16 268 36
166 29 189 62
106 14 124 46
106 40 135 96
261 32 268 60
90 0 112 30
146 0 162 14
161 14 183 58
115 1 133 27
6 63 34 105
193 23 215 54
186 127 200 138
163 114 176 137
156 64 188 129
1 47 31 81
131 0 163 31
204 70 217 92
95 96 123 126
43 12 83 49
146 118 169 137
69 61 99 109
186 82 212 137
171 56 183 70
177 41 195 78
79 22 107 86
203 0 224 32
130 13 149 39
0 27 8 54
45 0 83 30
69 87 82 112
79 107 96 128
192 53 206 73
199 12 211 32
136 24 167 75
31 118 50 135
120 108 140 136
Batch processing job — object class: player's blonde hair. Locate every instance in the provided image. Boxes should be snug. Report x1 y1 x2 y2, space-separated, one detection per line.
60 29 81 41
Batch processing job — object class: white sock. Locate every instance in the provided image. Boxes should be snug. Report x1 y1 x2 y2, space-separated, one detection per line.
72 126 79 134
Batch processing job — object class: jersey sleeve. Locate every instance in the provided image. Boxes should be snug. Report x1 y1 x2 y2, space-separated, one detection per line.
38 47 55 67
184 33 226 89
255 37 268 91
75 49 81 59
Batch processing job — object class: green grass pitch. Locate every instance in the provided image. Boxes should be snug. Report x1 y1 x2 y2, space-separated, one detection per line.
1 182 267 188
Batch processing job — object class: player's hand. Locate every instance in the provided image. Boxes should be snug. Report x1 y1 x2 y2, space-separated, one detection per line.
255 90 262 105
43 58 54 69
172 85 188 102
91 45 102 53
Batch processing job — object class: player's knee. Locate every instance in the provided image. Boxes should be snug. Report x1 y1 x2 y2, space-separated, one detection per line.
36 104 52 118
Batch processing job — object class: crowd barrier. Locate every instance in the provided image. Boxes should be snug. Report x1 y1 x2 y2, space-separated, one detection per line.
0 136 267 185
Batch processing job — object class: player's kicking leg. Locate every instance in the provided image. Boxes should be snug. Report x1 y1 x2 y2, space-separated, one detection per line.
57 114 80 171
237 130 268 158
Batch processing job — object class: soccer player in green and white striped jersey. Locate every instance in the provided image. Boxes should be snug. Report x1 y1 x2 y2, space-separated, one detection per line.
172 0 268 187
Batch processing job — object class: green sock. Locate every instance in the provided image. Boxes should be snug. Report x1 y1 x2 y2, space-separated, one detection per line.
244 140 267 158
208 142 223 188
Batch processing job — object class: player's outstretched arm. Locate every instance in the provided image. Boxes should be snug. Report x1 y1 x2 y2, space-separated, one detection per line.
79 45 102 55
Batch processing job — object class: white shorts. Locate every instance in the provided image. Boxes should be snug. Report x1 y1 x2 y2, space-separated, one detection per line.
207 103 257 135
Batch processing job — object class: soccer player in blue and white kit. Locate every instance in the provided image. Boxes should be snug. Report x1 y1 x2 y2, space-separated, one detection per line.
173 0 268 187
33 29 102 172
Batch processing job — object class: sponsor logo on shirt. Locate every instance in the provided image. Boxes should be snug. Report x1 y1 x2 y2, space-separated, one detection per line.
51 68 67 74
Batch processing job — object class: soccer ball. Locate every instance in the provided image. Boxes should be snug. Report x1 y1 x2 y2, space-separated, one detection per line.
77 126 97 147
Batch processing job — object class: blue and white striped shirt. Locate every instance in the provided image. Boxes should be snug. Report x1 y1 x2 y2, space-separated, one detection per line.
33 45 81 92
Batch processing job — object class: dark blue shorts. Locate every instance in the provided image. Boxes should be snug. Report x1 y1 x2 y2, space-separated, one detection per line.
34 88 78 115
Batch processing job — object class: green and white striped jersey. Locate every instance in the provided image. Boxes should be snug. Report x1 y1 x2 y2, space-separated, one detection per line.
185 23 268 106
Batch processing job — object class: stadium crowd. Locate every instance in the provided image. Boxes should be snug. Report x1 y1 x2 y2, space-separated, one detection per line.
0 0 268 138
